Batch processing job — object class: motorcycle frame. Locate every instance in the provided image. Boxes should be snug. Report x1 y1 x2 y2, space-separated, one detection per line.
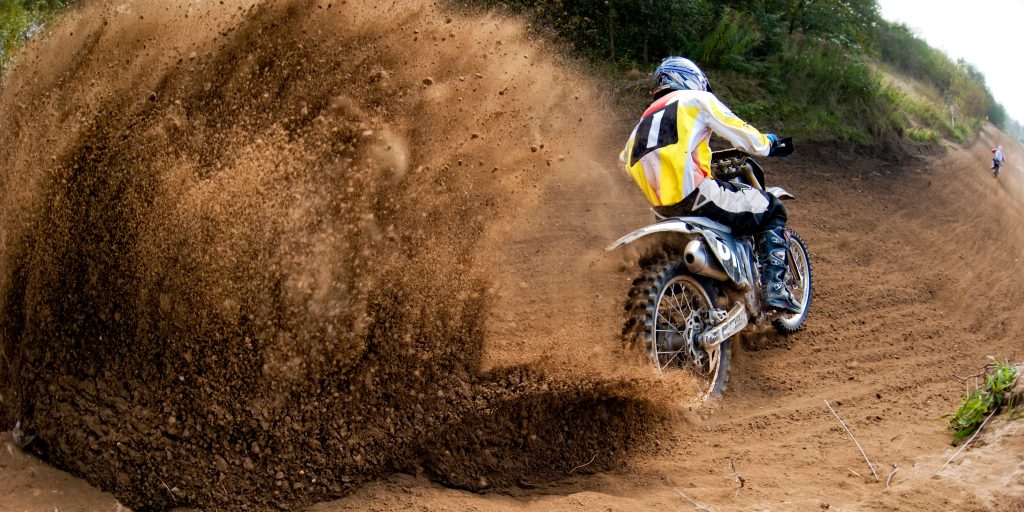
607 153 796 326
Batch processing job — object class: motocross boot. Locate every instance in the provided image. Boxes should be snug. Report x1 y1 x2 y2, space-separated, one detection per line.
757 227 801 314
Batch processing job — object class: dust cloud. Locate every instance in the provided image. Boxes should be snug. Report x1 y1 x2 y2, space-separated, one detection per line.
0 0 676 509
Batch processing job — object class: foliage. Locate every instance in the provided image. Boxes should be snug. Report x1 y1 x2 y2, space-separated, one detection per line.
905 127 939 144
948 360 1021 442
0 0 72 76
692 8 760 73
454 0 1013 147
451 0 714 63
893 90 973 143
3 0 1015 146
876 20 1008 134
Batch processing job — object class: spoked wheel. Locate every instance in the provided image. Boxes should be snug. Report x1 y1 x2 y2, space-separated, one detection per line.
623 260 731 401
772 228 813 333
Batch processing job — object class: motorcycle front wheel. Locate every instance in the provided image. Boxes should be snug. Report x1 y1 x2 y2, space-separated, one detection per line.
623 259 730 401
772 228 813 333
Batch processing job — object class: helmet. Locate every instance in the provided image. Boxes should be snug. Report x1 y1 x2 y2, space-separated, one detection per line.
653 56 711 95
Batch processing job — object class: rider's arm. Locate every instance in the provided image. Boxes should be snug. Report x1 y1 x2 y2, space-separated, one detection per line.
700 92 772 157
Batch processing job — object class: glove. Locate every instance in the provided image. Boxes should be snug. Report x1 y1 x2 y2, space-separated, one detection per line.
767 135 794 157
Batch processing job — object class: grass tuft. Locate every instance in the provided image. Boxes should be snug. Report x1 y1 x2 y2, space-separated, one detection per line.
948 359 1021 442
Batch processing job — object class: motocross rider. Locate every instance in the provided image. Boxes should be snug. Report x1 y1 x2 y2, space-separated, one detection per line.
621 56 800 313
992 145 1005 174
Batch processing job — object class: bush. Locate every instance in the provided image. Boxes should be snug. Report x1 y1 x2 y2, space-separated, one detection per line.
948 360 1022 442
876 20 1007 134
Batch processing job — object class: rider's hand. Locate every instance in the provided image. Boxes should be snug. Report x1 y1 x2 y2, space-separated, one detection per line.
767 134 794 157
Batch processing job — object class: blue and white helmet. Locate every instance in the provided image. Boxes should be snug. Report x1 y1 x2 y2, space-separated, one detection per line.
653 56 711 95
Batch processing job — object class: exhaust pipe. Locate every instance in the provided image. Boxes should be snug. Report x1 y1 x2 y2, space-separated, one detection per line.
684 240 729 281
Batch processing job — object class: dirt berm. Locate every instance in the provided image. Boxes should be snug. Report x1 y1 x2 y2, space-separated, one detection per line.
0 1 680 510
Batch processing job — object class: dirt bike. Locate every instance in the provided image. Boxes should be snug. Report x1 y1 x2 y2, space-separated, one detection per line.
607 138 812 401
993 159 1001 178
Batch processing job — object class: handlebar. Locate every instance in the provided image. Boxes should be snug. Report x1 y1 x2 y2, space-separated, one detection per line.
710 137 793 190
711 137 794 161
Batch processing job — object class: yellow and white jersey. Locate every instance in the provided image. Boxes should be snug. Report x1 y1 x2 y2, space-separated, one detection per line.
621 89 772 206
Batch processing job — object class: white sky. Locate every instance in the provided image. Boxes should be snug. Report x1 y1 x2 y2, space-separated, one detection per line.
877 0 1024 123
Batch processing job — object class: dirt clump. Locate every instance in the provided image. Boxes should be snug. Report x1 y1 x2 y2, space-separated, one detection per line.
0 1 667 510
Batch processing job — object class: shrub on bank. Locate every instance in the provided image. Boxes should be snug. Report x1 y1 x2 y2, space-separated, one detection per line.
453 0 1011 148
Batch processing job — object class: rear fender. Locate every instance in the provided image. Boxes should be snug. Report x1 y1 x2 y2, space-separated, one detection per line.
765 186 795 200
607 217 748 286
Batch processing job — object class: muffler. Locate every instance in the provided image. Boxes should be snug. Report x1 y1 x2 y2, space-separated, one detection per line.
683 240 729 281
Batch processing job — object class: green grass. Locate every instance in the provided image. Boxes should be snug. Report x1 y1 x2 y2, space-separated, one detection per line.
906 127 940 144
892 91 979 144
948 360 1021 442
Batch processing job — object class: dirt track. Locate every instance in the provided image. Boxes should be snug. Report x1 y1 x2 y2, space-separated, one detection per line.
2 1 1024 511
309 126 1024 512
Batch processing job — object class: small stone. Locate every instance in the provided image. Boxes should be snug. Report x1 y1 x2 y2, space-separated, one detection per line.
530 145 538 153
188 51 197 60
422 77 434 86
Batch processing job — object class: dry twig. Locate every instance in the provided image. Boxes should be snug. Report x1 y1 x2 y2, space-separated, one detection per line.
825 400 880 482
672 487 715 512
568 454 596 475
886 465 900 487
729 458 744 496
952 372 984 382
938 409 997 474
158 477 178 504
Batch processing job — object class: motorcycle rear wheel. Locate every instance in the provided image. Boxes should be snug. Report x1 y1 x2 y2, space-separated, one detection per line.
623 259 731 401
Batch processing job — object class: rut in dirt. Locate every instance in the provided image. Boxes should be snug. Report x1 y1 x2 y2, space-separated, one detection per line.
0 1 669 509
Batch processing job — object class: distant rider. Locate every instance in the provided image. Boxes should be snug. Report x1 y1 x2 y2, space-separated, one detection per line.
992 145 1005 176
621 56 799 313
